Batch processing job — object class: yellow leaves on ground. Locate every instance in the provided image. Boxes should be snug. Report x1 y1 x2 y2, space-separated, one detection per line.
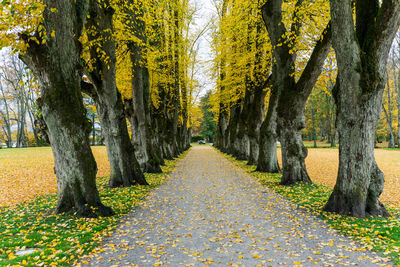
277 148 400 206
0 146 109 207
1 145 399 209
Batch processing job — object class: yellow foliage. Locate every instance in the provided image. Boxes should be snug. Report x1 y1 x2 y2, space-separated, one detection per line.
0 0 46 51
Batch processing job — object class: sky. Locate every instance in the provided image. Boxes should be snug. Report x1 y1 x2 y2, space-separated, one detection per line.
189 0 218 99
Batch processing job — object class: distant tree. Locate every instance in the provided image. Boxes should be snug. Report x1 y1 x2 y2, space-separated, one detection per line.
200 91 216 142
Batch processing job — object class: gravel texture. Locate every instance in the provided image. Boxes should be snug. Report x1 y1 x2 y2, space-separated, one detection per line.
84 146 392 266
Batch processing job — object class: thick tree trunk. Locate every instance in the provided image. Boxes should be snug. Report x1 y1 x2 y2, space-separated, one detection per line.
234 93 250 161
247 87 267 165
324 92 389 217
215 106 228 151
262 0 331 184
19 0 113 217
85 0 148 187
323 0 400 217
226 104 241 155
124 1 162 173
257 86 280 172
278 117 311 184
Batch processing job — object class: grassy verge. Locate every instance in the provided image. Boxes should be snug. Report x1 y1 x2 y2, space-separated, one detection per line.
0 150 188 266
218 150 400 265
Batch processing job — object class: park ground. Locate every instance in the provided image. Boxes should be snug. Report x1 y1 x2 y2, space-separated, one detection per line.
0 145 400 265
80 146 392 266
1 144 399 207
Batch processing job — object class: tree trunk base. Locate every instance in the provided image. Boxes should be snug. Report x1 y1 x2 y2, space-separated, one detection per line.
280 167 311 185
256 161 280 173
143 163 163 173
55 198 114 218
323 191 389 218
323 163 390 218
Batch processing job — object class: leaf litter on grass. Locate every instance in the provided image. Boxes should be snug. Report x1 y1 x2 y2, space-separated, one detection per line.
0 150 186 266
221 149 400 265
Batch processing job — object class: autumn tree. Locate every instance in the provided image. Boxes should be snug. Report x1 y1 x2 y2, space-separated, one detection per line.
115 0 163 173
0 0 114 217
212 0 270 162
261 0 331 185
0 53 44 147
82 0 148 186
146 0 192 159
213 0 230 152
323 0 400 217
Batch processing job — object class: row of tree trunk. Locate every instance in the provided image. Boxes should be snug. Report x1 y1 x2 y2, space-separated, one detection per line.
19 0 190 217
214 0 400 218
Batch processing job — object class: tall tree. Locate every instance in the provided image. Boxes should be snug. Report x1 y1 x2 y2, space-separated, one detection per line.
119 0 163 173
16 0 114 216
213 0 229 151
82 0 148 186
323 0 400 217
261 0 331 185
256 79 281 172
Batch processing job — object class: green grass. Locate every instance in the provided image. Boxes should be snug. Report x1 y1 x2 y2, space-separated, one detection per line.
218 150 400 265
302 141 337 149
0 150 188 266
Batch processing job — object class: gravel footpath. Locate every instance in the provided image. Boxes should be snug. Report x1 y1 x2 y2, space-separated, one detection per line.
84 146 392 266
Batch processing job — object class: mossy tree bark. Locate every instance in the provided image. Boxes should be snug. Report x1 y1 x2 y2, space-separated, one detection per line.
262 0 331 185
19 0 113 217
124 2 162 173
234 92 250 161
256 76 280 173
246 85 266 165
226 103 241 156
247 22 268 165
84 0 147 187
323 0 400 217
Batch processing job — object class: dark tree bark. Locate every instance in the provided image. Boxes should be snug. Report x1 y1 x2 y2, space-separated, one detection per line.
247 20 269 166
226 102 241 156
262 0 332 185
323 0 400 217
247 85 267 165
152 3 182 159
84 0 147 187
256 78 281 173
123 1 162 173
19 0 113 217
234 91 250 161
